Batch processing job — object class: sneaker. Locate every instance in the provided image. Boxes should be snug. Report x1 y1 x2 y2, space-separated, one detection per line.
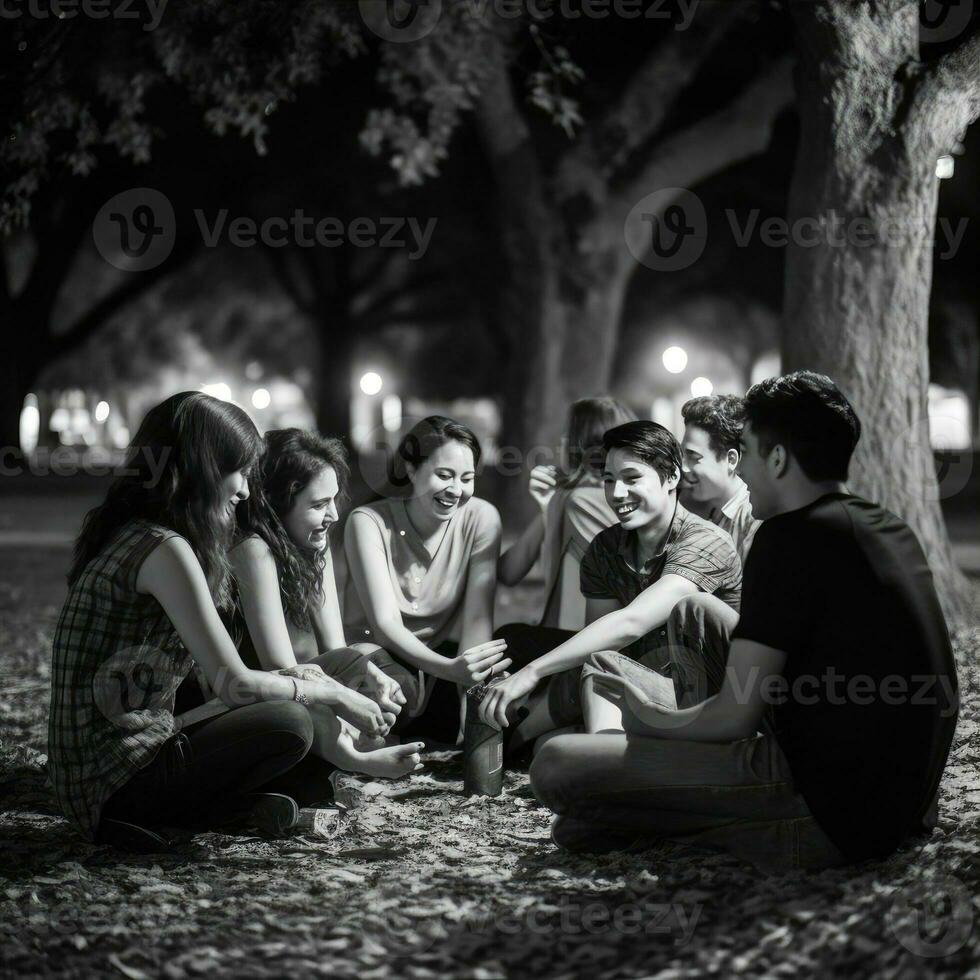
246 792 300 837
96 818 193 854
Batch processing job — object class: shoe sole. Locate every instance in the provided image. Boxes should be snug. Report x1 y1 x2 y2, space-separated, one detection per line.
248 793 300 836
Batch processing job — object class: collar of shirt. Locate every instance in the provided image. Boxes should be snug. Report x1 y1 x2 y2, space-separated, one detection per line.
391 498 446 566
616 498 687 576
712 478 751 524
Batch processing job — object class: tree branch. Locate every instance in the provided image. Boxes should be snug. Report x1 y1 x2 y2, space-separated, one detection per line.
47 235 199 362
615 55 794 230
560 2 747 186
914 24 980 141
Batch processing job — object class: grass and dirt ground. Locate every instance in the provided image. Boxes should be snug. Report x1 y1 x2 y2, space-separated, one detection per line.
2 507 980 978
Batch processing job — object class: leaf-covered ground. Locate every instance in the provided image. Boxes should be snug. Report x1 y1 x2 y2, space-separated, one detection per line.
2 544 979 979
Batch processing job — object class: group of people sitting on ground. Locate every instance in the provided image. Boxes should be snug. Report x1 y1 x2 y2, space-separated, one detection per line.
47 370 959 872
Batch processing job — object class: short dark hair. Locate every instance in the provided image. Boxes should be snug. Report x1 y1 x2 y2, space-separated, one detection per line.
602 420 682 486
743 371 861 482
681 394 746 456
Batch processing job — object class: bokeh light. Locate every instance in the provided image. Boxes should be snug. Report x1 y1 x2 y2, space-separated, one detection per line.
360 372 383 396
690 377 713 397
662 346 688 374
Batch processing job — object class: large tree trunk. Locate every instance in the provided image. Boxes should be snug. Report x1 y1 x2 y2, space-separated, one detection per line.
785 2 972 619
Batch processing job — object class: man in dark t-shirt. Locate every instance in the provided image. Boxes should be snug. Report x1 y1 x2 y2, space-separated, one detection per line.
530 371 958 871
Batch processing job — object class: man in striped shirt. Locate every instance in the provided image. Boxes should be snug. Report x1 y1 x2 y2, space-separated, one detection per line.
679 394 761 564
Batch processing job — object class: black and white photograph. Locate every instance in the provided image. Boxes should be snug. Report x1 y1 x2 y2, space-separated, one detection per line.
1 0 979 976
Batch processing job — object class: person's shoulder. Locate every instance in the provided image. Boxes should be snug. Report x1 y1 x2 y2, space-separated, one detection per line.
676 505 738 555
347 499 390 530
587 521 624 556
463 496 502 533
230 534 275 568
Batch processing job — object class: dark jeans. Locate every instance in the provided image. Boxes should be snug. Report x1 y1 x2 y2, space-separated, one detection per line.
493 623 583 729
528 594 846 872
101 701 336 831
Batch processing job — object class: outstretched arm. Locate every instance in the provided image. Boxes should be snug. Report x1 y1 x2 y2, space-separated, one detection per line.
143 537 388 735
479 574 697 728
593 638 785 743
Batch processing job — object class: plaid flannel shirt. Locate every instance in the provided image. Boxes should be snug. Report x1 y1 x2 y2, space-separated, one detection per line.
48 521 193 839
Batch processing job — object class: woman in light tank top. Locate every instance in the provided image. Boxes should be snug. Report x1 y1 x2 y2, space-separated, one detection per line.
344 416 510 743
498 397 636 630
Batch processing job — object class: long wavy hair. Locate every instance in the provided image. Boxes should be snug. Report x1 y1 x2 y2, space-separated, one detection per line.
238 428 350 631
563 397 637 485
69 392 263 611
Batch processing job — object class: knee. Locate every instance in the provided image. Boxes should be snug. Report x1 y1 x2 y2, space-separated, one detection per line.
529 735 579 809
260 700 315 758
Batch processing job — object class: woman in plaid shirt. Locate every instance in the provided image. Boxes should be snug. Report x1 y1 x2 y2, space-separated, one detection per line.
48 392 374 850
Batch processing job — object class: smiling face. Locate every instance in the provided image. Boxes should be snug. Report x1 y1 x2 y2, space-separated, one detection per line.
281 465 340 553
737 422 784 520
219 469 250 528
602 447 678 531
680 424 738 506
407 440 476 524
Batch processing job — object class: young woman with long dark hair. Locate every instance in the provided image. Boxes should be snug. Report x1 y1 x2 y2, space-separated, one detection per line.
49 393 358 850
231 428 423 778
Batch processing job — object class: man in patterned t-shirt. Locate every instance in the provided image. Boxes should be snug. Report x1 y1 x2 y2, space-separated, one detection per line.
479 421 742 736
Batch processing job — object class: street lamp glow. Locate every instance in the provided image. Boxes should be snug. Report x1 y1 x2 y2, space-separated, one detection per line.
251 388 271 410
662 346 688 374
94 400 110 423
360 372 383 396
202 382 232 402
690 377 713 397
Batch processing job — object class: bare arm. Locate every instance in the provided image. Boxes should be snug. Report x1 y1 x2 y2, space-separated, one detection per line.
597 639 785 743
497 514 545 585
308 544 348 655
229 537 299 673
458 507 504 656
526 574 697 681
478 575 698 728
585 595 621 626
138 537 343 709
497 465 558 585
